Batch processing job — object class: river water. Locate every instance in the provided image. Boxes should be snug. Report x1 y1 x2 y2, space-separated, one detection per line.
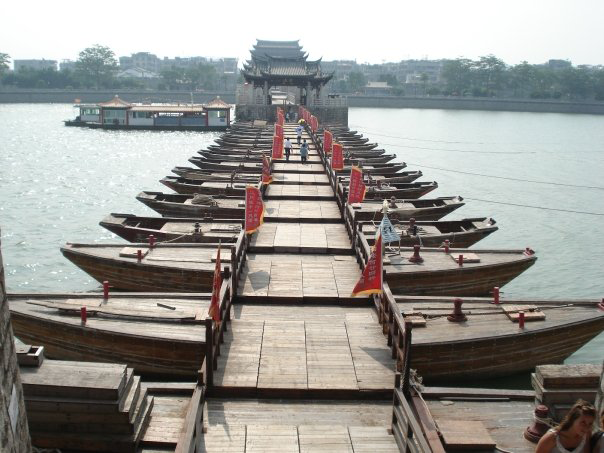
0 104 602 381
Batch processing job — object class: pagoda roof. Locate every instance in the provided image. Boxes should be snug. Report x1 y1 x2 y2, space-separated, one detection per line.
250 39 306 59
205 97 231 109
98 95 131 108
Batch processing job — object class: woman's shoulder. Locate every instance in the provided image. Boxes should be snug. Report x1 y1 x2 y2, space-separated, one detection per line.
535 430 557 452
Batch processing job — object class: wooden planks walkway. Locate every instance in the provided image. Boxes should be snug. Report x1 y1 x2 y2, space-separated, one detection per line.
238 254 361 302
249 223 351 253
213 313 395 396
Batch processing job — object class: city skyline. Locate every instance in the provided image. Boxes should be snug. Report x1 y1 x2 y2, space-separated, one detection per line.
2 0 604 67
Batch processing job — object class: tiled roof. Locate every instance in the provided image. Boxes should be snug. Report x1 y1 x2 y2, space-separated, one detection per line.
98 95 131 108
205 97 231 109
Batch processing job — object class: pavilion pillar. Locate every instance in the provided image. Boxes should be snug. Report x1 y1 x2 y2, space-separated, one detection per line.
307 81 312 106
263 81 269 105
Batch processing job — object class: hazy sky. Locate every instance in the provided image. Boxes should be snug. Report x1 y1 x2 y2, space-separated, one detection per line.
3 0 604 67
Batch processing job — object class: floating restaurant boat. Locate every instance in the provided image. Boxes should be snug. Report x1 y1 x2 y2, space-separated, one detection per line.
64 96 232 131
61 242 231 292
9 293 210 377
100 213 242 243
385 294 604 381
359 217 498 248
347 196 465 221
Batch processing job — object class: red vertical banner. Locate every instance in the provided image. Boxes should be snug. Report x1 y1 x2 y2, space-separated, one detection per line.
323 130 333 153
310 115 317 132
275 123 283 139
245 186 265 234
331 143 344 170
347 166 367 204
351 233 383 296
262 155 273 185
272 135 283 159
209 244 222 322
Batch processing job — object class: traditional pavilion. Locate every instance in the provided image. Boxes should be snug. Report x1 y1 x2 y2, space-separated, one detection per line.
241 40 333 106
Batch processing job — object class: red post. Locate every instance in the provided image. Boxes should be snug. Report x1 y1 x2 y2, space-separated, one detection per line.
447 298 467 322
458 254 464 266
148 234 155 249
518 311 525 328
492 286 500 305
80 306 87 324
598 298 604 311
103 281 109 299
524 405 550 442
408 244 424 263
137 249 142 262
443 239 450 254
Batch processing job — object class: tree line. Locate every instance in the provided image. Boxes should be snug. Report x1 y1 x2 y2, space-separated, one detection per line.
0 45 221 91
333 55 604 101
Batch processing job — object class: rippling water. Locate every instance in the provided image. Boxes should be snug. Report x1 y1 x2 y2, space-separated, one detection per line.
1 104 602 368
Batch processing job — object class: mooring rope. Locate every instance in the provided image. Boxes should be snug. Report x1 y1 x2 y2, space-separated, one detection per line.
464 197 604 216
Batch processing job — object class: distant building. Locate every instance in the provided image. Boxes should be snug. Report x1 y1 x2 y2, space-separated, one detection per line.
116 67 160 79
119 52 161 73
546 59 572 70
59 59 77 72
364 81 392 96
14 59 57 71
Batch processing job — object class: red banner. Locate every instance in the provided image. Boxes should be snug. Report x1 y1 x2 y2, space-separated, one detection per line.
272 135 283 159
310 115 318 132
347 166 366 204
245 186 265 233
275 123 283 139
209 244 222 322
351 233 383 296
331 143 344 170
323 130 332 153
262 155 273 185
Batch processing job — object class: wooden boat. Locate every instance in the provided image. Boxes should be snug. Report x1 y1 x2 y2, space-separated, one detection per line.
348 196 465 221
356 181 438 200
340 170 423 185
337 163 407 176
10 293 209 377
100 213 242 243
363 245 537 296
359 217 498 248
189 157 263 173
170 169 259 184
160 176 248 196
387 294 604 381
137 191 246 218
137 191 342 222
61 242 230 291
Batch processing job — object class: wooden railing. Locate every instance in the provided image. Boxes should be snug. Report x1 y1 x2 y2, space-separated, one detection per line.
392 385 433 453
174 383 206 453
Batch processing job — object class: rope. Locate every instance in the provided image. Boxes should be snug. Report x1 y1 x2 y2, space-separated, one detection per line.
465 197 604 216
405 161 604 190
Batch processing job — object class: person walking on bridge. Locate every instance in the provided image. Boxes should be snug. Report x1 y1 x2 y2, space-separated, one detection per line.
284 138 292 161
296 124 303 145
300 139 309 164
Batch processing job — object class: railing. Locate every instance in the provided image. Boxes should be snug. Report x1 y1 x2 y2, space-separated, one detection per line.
174 383 206 453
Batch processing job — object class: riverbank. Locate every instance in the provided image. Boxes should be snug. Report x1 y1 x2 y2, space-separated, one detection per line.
2 88 604 115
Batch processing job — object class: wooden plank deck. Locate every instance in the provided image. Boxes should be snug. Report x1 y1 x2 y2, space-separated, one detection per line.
264 200 342 222
249 223 351 253
238 254 361 302
265 184 335 200
213 307 395 396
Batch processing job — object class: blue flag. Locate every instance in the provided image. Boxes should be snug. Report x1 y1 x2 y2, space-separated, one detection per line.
379 214 400 244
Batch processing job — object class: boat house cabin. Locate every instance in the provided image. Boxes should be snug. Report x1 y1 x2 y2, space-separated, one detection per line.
67 96 231 131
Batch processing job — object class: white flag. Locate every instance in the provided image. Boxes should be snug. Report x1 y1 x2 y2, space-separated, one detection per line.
379 214 400 244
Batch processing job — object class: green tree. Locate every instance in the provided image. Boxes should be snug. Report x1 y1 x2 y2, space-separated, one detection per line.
378 73 399 87
442 58 473 95
559 66 592 100
0 52 10 75
476 55 506 95
76 45 118 89
347 72 367 93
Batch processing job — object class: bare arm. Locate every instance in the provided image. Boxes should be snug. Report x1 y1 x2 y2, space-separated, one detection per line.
535 431 555 453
